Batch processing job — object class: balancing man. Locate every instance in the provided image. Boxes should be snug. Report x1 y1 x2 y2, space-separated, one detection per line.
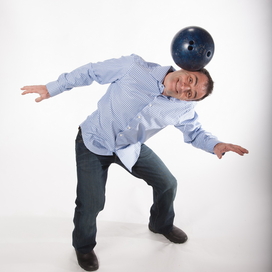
21 54 248 271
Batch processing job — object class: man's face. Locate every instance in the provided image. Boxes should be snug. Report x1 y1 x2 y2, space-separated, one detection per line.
162 70 208 101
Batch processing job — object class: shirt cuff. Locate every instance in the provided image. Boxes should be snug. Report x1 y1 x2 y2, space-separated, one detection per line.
46 81 63 97
206 139 222 154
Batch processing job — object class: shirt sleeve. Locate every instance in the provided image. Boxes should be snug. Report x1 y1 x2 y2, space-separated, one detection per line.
46 54 135 97
175 111 221 154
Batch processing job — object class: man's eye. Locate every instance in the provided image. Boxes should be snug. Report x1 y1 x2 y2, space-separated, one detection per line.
189 77 193 83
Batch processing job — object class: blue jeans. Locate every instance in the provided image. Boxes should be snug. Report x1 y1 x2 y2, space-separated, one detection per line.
73 129 177 253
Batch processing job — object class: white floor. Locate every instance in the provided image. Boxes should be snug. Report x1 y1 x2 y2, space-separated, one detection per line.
0 217 271 272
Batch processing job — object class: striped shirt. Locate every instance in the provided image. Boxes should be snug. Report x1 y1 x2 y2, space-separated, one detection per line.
46 54 220 171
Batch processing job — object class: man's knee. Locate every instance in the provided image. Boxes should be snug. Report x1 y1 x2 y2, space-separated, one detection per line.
155 173 177 194
169 175 178 189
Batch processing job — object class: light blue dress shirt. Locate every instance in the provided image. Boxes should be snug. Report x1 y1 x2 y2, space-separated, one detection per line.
46 54 220 171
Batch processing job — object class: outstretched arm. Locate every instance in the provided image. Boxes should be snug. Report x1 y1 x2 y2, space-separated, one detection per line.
214 143 249 159
21 85 50 102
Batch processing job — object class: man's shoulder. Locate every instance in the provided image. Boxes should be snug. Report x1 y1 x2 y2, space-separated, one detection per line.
130 54 161 69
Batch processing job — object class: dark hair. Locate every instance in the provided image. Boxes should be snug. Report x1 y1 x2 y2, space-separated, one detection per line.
196 68 214 101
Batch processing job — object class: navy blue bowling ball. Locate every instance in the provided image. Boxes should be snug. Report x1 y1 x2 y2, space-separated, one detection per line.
171 26 215 71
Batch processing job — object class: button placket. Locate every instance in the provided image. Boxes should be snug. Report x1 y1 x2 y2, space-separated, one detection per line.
125 97 156 133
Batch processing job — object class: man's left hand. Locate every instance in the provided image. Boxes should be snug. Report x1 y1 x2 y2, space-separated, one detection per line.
214 143 249 159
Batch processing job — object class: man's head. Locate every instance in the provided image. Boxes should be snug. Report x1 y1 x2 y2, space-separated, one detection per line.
162 68 214 101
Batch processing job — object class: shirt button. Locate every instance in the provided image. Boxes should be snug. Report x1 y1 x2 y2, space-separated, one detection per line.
149 104 152 107
138 115 141 119
127 126 131 129
119 134 123 137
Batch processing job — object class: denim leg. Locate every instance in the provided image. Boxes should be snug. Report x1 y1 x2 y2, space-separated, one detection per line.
116 144 177 234
72 130 113 254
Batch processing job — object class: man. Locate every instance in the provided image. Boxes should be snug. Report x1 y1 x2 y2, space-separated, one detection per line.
21 54 248 271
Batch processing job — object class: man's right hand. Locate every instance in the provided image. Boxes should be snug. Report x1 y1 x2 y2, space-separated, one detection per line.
21 85 50 102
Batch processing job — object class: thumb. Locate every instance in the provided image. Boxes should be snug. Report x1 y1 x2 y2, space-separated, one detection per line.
214 148 223 159
35 96 43 103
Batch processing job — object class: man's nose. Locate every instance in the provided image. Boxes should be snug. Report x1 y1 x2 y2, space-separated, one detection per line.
181 83 190 91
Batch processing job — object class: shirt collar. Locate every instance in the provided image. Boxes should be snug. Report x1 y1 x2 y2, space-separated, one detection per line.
150 65 175 84
149 65 175 97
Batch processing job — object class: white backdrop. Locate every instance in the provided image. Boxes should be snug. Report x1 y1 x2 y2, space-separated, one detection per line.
0 0 271 271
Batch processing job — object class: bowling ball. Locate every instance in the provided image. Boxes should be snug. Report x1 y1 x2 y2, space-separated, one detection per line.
171 26 215 71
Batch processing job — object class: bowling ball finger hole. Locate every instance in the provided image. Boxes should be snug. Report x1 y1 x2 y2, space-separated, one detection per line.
188 40 195 51
207 51 212 57
188 46 193 51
